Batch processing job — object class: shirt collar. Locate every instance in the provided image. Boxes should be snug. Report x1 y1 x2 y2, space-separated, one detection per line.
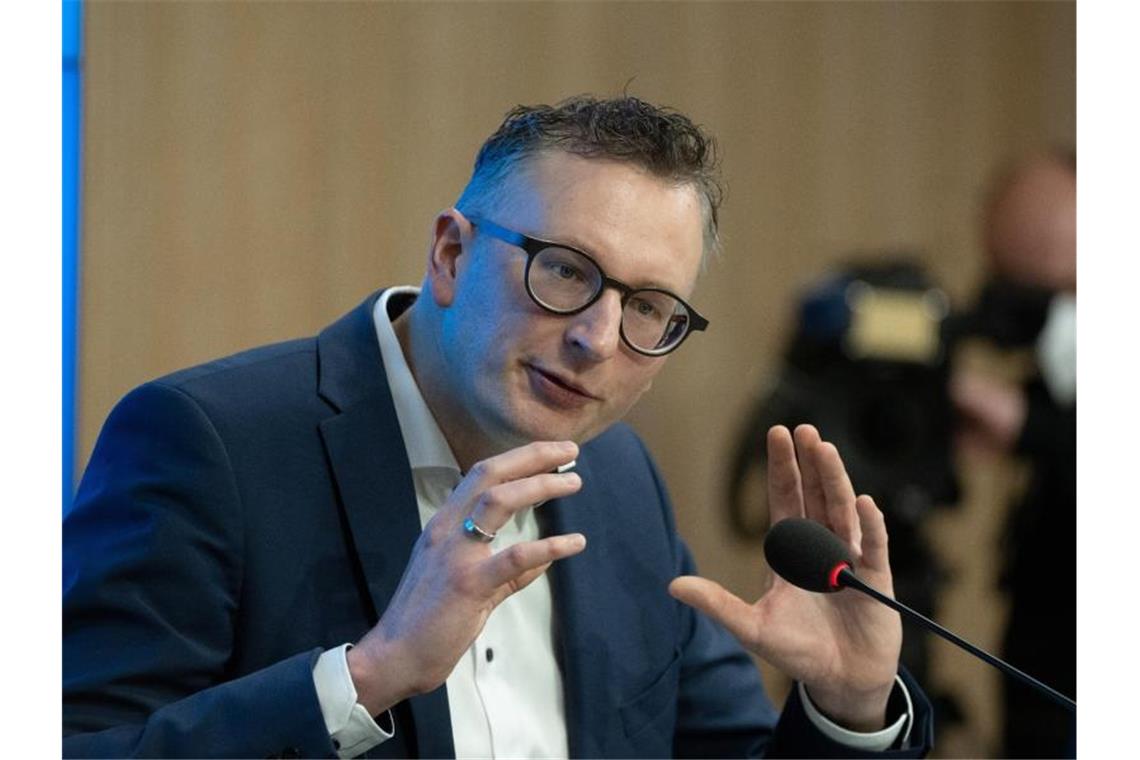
372 287 461 475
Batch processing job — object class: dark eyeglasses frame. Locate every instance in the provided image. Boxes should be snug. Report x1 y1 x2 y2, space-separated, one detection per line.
464 214 709 357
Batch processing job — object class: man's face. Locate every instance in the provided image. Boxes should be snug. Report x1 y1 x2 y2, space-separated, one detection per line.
433 151 705 453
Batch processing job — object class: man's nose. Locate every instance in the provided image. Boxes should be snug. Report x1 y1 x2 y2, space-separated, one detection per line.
564 288 623 361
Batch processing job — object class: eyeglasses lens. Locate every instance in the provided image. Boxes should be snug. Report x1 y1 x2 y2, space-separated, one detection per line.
528 246 690 354
623 292 689 353
528 246 602 311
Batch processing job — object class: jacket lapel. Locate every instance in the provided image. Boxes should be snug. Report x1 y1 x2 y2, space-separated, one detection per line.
541 453 612 758
316 292 455 759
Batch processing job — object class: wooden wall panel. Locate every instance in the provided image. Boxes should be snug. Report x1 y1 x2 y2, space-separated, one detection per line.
79 3 1074 755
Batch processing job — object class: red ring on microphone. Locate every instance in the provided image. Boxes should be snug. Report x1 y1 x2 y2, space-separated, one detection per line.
828 561 850 590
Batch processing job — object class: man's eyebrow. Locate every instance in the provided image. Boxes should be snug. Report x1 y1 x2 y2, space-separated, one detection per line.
538 228 687 295
535 228 594 254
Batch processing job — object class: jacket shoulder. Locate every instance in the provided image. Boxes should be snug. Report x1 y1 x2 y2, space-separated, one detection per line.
153 338 318 395
97 338 328 445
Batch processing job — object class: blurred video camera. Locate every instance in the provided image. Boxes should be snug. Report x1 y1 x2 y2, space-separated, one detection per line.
726 257 1053 538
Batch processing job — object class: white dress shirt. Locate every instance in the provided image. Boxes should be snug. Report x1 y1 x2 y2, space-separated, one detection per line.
311 286 910 757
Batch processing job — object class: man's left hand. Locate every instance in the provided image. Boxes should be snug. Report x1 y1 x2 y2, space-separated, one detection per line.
669 424 901 731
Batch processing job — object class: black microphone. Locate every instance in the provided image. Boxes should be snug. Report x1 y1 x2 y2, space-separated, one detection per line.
764 518 1076 713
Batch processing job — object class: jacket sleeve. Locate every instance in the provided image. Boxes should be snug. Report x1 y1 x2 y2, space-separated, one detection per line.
63 382 335 758
659 530 770 758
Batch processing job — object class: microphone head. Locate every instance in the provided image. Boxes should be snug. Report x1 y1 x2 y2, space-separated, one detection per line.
764 518 853 592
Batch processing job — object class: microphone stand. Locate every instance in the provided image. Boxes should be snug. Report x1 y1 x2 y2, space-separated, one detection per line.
837 567 1076 713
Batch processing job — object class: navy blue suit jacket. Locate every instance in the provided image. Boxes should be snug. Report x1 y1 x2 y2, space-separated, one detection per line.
64 292 933 758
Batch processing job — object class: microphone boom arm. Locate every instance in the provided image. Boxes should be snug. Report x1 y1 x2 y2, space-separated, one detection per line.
837 567 1076 713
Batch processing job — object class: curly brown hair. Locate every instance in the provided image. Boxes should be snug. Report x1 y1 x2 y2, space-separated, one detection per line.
457 95 723 265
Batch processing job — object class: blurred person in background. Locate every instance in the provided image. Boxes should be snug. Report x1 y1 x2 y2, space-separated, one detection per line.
950 150 1076 758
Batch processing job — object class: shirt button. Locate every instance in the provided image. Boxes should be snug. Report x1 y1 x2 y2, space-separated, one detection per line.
485 647 494 663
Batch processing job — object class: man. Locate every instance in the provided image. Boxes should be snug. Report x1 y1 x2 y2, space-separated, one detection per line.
951 150 1076 757
64 96 933 757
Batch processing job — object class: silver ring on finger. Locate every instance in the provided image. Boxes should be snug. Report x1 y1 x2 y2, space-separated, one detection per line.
462 517 496 543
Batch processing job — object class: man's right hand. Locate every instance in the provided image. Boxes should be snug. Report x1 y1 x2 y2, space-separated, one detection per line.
345 440 585 715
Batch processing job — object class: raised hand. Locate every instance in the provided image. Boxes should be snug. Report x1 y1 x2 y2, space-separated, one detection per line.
669 424 901 731
347 440 585 715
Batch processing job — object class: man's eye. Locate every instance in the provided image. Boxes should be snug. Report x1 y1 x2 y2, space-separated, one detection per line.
548 261 583 281
631 298 662 319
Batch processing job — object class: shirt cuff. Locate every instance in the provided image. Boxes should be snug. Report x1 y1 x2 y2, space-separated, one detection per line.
798 675 913 751
313 643 396 758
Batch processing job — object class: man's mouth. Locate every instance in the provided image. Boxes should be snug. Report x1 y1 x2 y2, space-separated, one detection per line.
525 363 601 402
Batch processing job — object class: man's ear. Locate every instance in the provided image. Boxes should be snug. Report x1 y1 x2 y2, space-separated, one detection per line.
426 209 469 307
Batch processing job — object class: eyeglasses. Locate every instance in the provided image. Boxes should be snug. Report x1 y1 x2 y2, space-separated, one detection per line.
465 214 709 356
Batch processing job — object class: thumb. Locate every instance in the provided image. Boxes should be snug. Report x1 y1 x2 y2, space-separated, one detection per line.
668 576 756 644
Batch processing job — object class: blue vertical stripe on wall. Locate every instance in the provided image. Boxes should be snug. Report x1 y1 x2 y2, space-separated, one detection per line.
63 0 82 511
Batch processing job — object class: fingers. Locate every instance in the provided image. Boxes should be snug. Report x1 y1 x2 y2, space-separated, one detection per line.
468 471 582 535
480 533 587 591
793 425 829 525
854 494 892 580
451 441 580 532
668 576 757 645
769 422 859 529
459 440 578 494
815 442 862 556
766 426 805 522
